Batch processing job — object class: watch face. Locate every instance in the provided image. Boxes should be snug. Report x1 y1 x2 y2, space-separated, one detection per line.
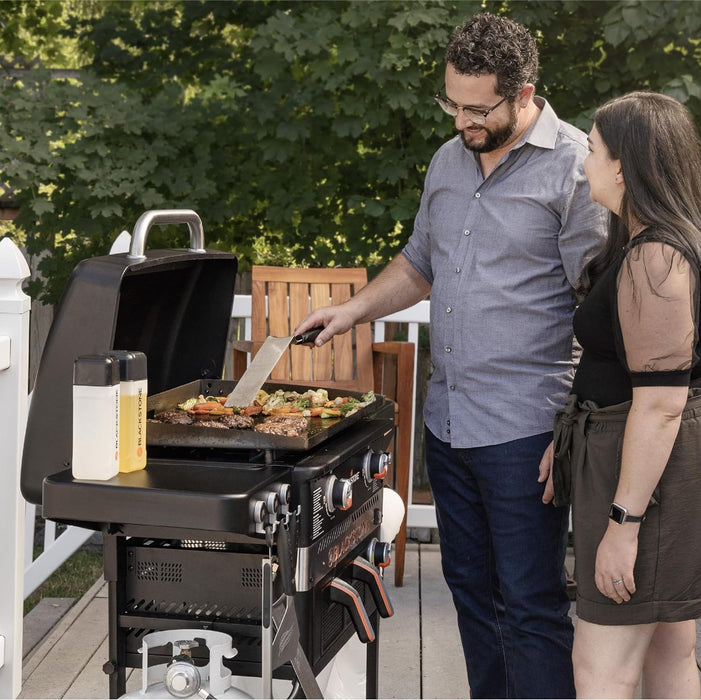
609 503 626 523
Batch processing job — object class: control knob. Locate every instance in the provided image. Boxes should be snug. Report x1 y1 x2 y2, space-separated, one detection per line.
276 482 291 511
264 490 280 518
325 475 352 512
363 450 391 482
366 537 392 568
250 499 267 525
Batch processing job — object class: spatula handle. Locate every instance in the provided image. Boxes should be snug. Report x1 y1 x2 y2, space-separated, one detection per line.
293 327 323 345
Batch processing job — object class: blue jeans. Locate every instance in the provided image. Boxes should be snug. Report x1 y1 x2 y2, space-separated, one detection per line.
425 427 574 699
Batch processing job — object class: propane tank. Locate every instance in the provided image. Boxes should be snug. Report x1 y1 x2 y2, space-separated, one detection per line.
119 630 252 699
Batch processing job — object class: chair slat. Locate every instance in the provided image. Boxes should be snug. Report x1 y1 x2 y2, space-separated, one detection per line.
310 282 332 381
355 322 374 391
251 278 268 341
330 283 354 381
290 282 312 380
267 281 290 379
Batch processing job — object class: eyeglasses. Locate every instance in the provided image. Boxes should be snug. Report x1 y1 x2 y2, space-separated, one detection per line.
433 88 509 125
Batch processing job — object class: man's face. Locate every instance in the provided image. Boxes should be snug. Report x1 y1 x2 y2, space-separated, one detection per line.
444 66 518 154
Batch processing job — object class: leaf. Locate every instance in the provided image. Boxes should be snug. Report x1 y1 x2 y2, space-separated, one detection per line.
621 6 646 30
364 199 385 218
30 198 54 217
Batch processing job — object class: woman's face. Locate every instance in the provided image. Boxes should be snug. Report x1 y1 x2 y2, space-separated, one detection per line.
584 124 624 215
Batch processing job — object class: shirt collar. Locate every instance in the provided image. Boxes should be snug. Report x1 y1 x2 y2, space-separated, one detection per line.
518 96 559 150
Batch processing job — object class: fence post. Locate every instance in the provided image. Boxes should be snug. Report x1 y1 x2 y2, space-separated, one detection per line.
0 237 31 698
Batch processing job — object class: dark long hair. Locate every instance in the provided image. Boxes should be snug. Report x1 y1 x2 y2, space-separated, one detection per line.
578 91 701 297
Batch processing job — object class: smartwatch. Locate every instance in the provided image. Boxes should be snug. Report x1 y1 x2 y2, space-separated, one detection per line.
609 502 646 524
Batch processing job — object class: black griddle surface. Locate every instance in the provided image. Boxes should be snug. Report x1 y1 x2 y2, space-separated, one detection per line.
148 379 383 450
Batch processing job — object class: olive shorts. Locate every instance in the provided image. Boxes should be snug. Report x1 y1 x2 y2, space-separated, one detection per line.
553 390 701 625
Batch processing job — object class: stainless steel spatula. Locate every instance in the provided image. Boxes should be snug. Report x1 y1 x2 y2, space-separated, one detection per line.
223 327 323 408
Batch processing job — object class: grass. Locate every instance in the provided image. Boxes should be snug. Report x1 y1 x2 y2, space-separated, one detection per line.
24 546 104 616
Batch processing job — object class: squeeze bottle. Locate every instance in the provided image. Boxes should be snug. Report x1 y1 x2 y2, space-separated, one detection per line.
108 350 148 472
72 355 120 480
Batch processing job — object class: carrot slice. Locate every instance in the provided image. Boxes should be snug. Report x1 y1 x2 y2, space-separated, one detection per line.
242 405 263 416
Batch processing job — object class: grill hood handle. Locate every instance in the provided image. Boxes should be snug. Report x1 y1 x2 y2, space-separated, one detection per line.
128 209 206 260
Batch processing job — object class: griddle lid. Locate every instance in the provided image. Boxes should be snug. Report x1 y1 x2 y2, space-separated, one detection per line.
21 210 238 505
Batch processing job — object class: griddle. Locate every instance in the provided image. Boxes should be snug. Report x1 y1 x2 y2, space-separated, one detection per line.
148 379 384 451
21 210 393 700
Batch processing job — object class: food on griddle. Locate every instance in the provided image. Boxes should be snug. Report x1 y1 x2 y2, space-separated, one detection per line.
193 419 229 429
178 395 227 412
218 413 255 429
254 413 310 437
153 389 376 432
153 410 194 425
184 396 233 417
254 388 375 419
264 414 310 429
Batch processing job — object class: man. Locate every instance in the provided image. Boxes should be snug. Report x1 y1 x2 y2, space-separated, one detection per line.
295 13 607 698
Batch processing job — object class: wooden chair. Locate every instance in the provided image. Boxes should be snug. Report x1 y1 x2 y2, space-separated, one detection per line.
232 265 414 587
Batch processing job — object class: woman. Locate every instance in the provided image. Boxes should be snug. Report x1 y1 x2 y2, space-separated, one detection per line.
552 91 701 697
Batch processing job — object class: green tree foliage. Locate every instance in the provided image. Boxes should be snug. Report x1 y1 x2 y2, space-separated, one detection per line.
520 0 701 129
0 1 699 304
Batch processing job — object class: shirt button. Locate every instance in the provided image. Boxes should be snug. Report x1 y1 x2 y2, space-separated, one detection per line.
446 306 452 313
455 267 461 273
447 428 451 434
450 385 456 391
475 193 481 198
464 229 470 236
447 419 450 425
445 346 452 353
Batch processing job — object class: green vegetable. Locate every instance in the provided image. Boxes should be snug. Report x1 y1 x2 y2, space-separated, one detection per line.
339 401 359 415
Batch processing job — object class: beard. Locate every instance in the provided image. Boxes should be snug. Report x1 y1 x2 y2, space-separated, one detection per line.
460 102 518 153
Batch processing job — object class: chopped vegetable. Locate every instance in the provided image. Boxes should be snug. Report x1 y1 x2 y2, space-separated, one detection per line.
265 390 287 409
242 405 263 416
268 406 296 415
253 389 269 406
302 388 329 406
177 397 198 411
339 400 359 415
303 407 326 417
170 387 370 427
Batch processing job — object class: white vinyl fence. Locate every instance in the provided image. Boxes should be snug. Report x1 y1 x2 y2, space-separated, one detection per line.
0 237 31 698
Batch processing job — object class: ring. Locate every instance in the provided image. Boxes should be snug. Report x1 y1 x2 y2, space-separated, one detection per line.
612 579 623 585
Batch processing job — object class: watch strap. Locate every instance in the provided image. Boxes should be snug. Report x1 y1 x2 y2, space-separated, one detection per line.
620 512 644 522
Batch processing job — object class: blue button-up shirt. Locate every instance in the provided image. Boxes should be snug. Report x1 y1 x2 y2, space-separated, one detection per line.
403 97 608 448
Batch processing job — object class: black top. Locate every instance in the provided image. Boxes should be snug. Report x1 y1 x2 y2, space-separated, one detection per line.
572 231 701 407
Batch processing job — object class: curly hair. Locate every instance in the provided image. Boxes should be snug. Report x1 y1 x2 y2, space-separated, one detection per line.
445 13 539 98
